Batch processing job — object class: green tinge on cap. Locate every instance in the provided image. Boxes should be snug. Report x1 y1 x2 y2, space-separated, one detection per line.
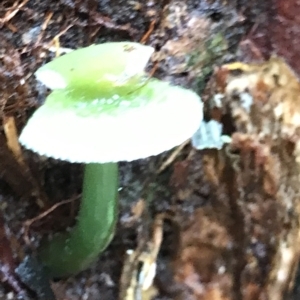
19 79 203 163
20 42 203 162
35 42 154 96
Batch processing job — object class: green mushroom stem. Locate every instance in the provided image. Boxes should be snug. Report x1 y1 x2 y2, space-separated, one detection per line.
39 163 119 278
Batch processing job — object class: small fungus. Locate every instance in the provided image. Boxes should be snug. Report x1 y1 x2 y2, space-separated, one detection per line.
19 42 203 277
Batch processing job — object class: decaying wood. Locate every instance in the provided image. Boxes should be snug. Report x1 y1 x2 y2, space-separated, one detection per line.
170 58 300 300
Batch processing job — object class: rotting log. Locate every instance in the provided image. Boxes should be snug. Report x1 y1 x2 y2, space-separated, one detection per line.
170 58 300 300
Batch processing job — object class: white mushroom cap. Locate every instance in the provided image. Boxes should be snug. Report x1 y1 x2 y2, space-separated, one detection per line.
19 80 203 163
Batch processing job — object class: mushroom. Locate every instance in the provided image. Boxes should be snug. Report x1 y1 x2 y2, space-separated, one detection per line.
19 42 203 277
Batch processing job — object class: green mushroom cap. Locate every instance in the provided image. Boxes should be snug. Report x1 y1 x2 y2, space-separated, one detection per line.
35 42 154 95
20 42 203 163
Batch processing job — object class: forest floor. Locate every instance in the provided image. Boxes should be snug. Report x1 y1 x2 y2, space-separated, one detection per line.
1 0 300 300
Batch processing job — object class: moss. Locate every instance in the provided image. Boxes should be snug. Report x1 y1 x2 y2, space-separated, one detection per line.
187 32 227 93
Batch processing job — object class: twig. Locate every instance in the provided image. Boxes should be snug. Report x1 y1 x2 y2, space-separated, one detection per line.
6 22 18 32
156 139 190 174
44 23 76 57
22 196 79 246
89 11 136 35
140 19 156 44
3 116 25 167
3 115 49 208
121 214 164 299
0 0 29 25
34 11 53 46
149 62 158 77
